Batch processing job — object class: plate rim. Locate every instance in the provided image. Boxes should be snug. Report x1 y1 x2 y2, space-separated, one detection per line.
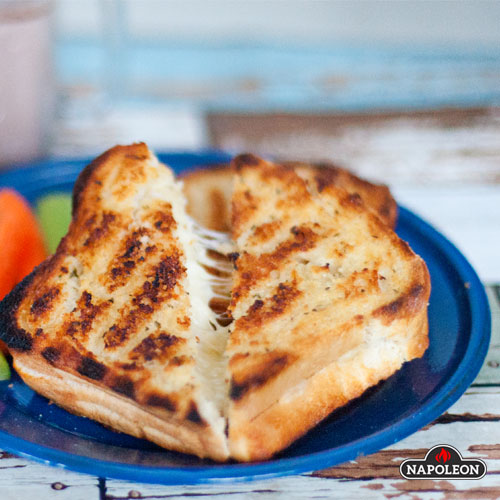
0 153 491 484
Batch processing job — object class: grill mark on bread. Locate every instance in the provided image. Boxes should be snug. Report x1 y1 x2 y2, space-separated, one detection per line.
0 260 54 352
303 162 397 227
186 401 205 425
248 220 282 245
314 166 341 192
147 393 177 412
107 228 150 290
341 192 363 209
233 153 261 171
229 351 293 401
235 282 302 334
4 328 32 352
64 292 110 341
30 287 60 317
83 212 116 247
77 356 107 380
152 206 176 233
41 347 60 364
231 226 318 305
111 375 135 399
374 283 427 325
129 333 183 362
121 228 150 258
104 252 185 348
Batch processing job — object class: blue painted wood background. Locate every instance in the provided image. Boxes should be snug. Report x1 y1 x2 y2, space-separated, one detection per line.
57 40 500 112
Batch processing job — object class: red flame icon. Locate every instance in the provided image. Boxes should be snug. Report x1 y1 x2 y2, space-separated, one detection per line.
435 448 451 463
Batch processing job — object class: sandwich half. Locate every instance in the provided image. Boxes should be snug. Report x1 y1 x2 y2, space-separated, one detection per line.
225 154 430 460
0 144 430 462
0 144 230 460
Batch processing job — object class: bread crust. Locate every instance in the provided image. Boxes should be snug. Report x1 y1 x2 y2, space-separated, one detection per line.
14 354 228 461
182 161 397 230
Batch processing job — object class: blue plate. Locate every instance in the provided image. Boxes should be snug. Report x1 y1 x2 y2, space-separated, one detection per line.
0 152 491 484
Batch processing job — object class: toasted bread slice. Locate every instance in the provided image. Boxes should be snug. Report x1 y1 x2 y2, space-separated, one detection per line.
226 154 430 461
182 161 397 231
0 144 230 460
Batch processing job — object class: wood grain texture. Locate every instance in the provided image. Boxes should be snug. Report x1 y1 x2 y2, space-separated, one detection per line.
0 452 100 500
476 286 500 384
207 107 500 187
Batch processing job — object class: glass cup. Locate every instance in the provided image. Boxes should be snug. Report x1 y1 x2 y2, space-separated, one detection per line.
0 1 54 168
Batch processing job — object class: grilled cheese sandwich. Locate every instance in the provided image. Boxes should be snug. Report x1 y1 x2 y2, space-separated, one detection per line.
0 144 430 462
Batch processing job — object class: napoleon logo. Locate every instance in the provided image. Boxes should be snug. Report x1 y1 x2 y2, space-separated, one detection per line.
400 445 486 480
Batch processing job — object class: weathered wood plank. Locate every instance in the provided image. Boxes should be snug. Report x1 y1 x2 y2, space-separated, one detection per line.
0 451 100 500
475 286 500 385
207 107 500 187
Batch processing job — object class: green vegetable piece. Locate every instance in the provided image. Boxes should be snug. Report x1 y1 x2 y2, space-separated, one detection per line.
0 353 10 381
36 193 72 254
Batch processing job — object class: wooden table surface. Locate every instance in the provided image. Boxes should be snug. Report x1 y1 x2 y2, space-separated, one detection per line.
2 106 499 499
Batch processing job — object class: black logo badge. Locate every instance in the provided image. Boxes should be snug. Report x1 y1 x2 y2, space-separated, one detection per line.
400 445 486 480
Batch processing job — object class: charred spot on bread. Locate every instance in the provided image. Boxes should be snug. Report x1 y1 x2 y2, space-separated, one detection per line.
232 153 261 171
0 266 47 352
83 212 116 247
341 192 363 209
314 166 341 192
64 293 109 340
229 352 292 401
122 236 143 259
41 347 60 364
153 208 176 233
248 220 281 244
147 393 177 412
30 287 60 317
129 333 182 362
186 401 205 425
235 283 302 334
151 255 185 290
2 326 32 352
231 226 318 305
111 376 135 399
77 356 107 381
374 283 427 325
105 255 185 349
